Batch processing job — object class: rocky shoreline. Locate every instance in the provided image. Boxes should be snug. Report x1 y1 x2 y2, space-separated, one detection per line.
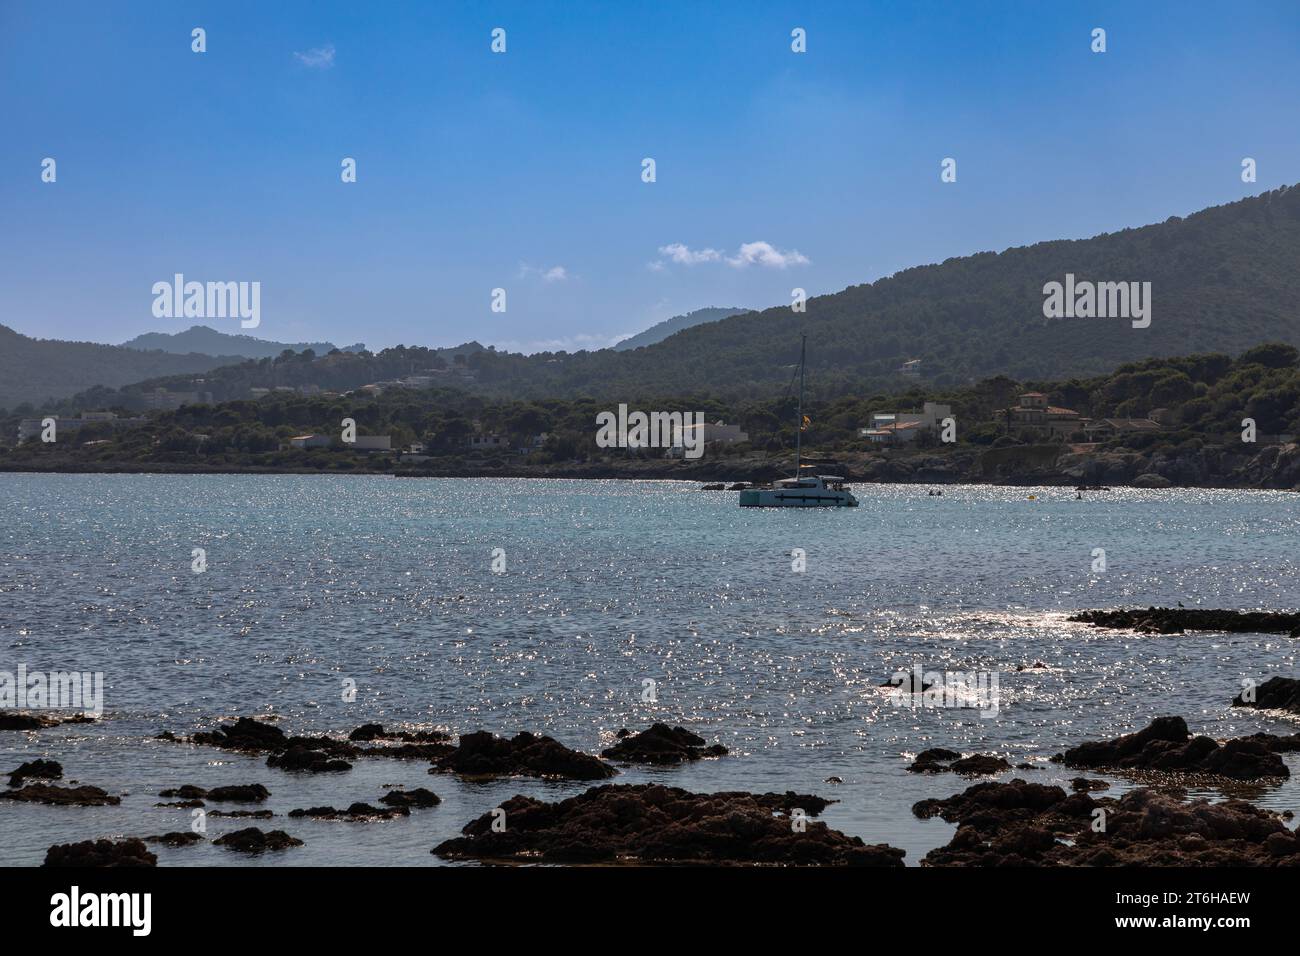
4 436 1300 491
1071 607 1300 635
3 700 1298 867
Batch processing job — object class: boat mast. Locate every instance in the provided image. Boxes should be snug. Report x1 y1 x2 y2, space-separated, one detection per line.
794 333 805 479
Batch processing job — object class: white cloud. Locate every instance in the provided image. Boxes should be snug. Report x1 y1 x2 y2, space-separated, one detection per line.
652 240 809 270
294 44 336 69
725 241 810 269
518 263 570 282
658 242 722 265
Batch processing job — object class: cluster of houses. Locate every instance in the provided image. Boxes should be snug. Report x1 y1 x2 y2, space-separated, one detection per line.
16 410 148 442
1000 392 1164 441
856 393 1167 446
859 402 953 444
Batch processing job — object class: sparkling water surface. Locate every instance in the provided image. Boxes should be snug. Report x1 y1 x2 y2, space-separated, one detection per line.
1 474 1298 866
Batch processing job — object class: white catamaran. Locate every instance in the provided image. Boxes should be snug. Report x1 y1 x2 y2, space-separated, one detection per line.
738 335 859 508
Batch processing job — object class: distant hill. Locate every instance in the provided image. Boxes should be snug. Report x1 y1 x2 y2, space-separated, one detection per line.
458 185 1300 399
122 325 364 360
0 325 243 411
613 307 750 350
46 341 495 414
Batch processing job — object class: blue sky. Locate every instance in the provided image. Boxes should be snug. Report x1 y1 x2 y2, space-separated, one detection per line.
2 1 1298 353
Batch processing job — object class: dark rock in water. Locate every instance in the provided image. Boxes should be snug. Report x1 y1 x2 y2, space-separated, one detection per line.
727 482 748 491
915 779 1299 866
1233 676 1300 715
348 723 451 743
158 784 208 800
161 783 270 802
192 716 288 751
1242 731 1300 753
430 730 616 781
433 783 898 866
907 748 961 772
950 755 1012 776
1070 607 1300 635
0 712 52 730
356 742 454 760
700 483 725 491
289 802 408 821
144 832 204 846
208 784 271 802
209 809 273 818
1016 661 1049 671
1071 777 1111 792
380 787 441 809
43 838 156 868
1 783 119 806
213 828 303 853
268 745 353 773
7 759 63 786
155 799 204 808
881 673 934 692
824 776 843 784
0 712 93 731
601 724 727 765
908 749 1009 776
1052 716 1289 780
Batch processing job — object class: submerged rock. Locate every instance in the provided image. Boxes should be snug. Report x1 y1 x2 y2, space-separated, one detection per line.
0 712 95 731
208 809 273 818
192 716 288 751
914 779 1299 866
160 783 270 802
213 828 303 853
289 802 408 821
144 832 204 847
430 731 616 781
908 750 1010 776
379 787 441 809
267 745 352 773
1070 607 1300 635
43 838 156 867
433 784 898 866
1 783 119 806
1071 777 1111 792
601 724 727 765
348 723 451 743
1052 716 1289 780
7 759 63 786
356 742 454 760
1233 676 1300 715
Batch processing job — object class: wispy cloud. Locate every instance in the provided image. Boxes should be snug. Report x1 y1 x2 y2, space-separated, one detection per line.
294 44 336 69
652 240 809 270
518 263 570 282
492 331 627 354
658 242 723 265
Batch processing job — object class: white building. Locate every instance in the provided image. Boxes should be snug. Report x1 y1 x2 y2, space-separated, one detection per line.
859 403 951 442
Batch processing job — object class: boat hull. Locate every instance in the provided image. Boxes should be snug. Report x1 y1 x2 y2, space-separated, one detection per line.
738 488 858 507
